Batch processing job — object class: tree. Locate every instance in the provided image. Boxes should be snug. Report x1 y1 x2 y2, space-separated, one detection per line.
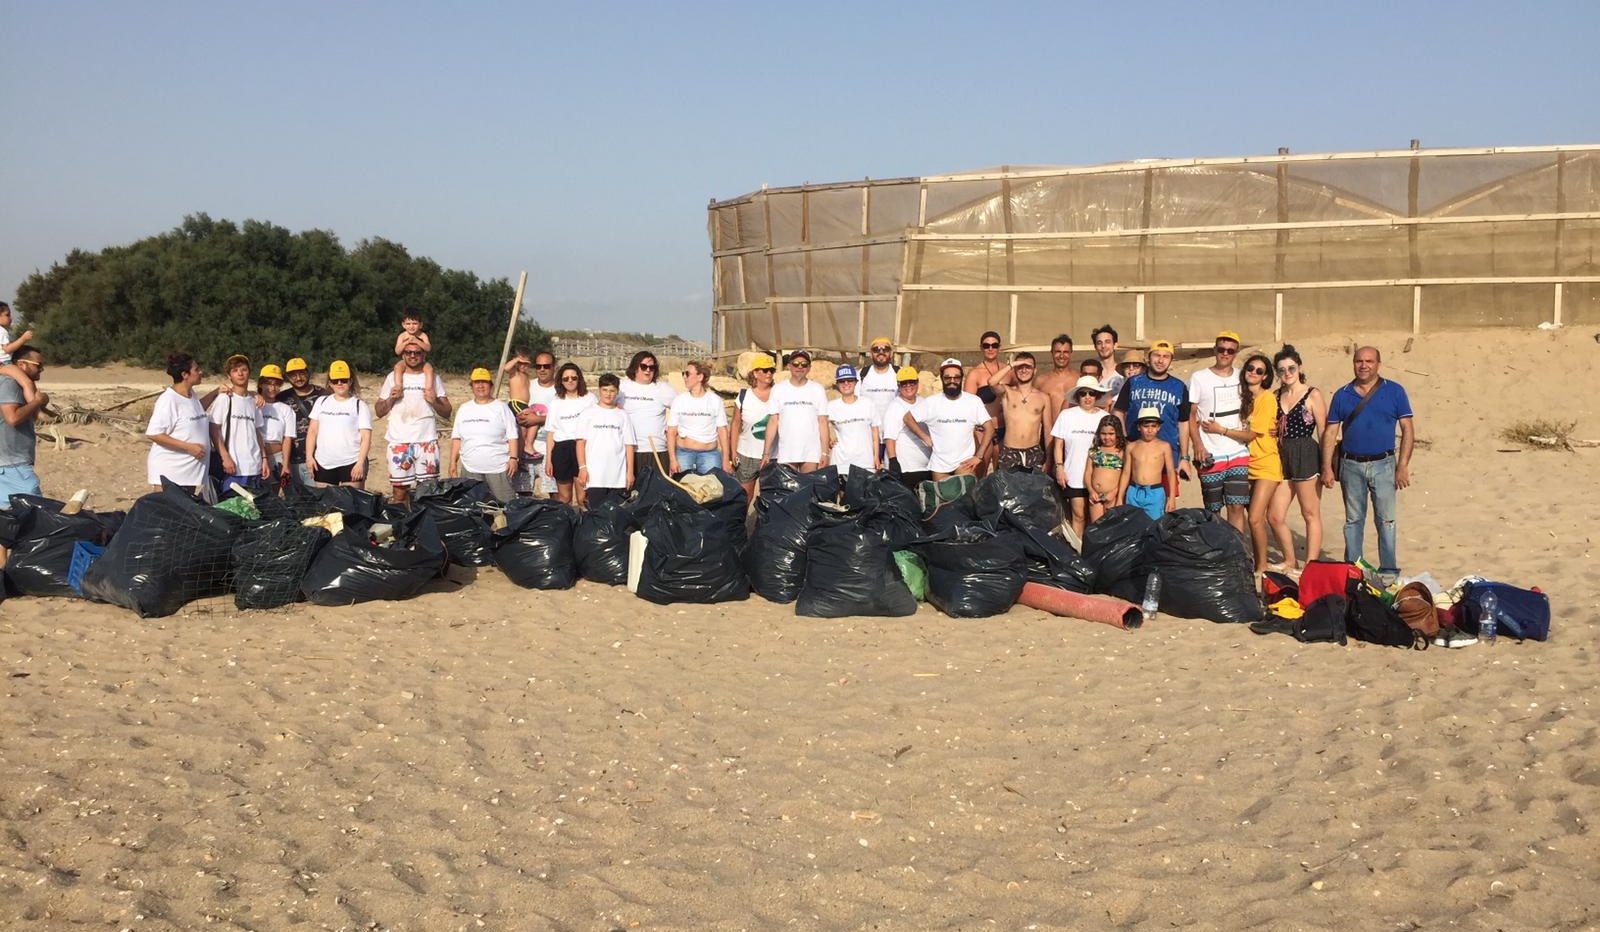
14 214 547 372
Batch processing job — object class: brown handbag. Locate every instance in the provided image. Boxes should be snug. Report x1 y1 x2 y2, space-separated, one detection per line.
1393 581 1440 637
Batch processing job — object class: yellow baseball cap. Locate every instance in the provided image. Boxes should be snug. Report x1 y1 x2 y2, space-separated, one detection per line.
328 360 352 380
869 336 895 350
748 352 776 370
284 357 308 373
1150 340 1175 354
258 364 284 380
1216 330 1242 345
895 365 919 382
470 367 492 382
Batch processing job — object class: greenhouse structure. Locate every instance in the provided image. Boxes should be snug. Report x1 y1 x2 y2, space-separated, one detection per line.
706 145 1600 358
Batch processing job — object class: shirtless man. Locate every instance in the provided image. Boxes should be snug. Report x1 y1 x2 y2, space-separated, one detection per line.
1033 333 1076 471
985 351 1049 472
965 331 1008 474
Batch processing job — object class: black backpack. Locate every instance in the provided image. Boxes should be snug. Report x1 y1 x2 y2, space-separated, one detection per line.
1346 588 1428 649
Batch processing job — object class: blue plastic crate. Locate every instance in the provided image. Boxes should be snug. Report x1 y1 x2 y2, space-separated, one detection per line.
67 541 105 596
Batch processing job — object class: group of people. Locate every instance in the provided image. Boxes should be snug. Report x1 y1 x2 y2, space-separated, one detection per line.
0 299 1416 581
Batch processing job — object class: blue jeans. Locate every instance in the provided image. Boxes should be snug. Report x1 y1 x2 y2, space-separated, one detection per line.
0 463 41 507
1340 454 1399 574
677 448 722 475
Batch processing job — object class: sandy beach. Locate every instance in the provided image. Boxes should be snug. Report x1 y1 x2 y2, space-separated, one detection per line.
3 328 1598 930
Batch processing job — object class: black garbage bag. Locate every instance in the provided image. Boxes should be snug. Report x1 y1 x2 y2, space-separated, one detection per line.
741 486 824 603
299 509 447 605
493 499 580 589
411 479 494 567
260 478 385 522
635 501 749 604
921 492 980 536
755 463 838 517
917 527 1029 618
796 505 918 618
1082 505 1157 601
1142 509 1261 623
79 481 245 617
2 494 123 597
232 519 331 610
970 470 1064 533
1006 520 1095 593
574 496 640 585
632 468 750 550
842 467 922 548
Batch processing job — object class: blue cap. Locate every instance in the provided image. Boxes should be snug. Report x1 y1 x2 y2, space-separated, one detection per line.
834 364 859 381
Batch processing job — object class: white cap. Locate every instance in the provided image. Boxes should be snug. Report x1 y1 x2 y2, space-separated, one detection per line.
939 357 963 370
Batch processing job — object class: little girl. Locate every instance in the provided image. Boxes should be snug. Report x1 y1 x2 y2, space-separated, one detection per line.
392 309 437 388
1082 414 1126 523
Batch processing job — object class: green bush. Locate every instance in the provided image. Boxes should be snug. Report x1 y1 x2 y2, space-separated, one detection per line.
14 214 545 373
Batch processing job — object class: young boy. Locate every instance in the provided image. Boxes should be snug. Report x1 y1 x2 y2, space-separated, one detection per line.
1118 406 1176 520
0 302 37 401
575 373 636 510
392 309 436 388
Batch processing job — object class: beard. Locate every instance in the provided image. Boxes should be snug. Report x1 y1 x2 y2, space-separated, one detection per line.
942 384 962 399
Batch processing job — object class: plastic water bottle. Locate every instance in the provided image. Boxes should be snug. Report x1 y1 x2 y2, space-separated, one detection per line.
1477 589 1499 644
1141 574 1162 626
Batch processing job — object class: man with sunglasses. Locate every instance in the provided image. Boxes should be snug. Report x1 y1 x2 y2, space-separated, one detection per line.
375 343 451 506
762 349 828 472
275 357 330 488
516 349 559 495
858 336 900 424
902 358 994 480
0 346 48 505
1189 330 1250 532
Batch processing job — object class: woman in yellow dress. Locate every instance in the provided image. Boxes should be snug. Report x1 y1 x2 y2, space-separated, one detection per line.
1202 353 1294 571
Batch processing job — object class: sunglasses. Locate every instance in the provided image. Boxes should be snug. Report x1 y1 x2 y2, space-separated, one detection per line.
329 378 349 384
561 375 580 381
1214 345 1238 355
534 363 553 370
981 341 1001 349
1276 364 1297 373
638 363 657 370
871 346 892 352
756 367 775 373
1245 366 1267 375
791 362 810 369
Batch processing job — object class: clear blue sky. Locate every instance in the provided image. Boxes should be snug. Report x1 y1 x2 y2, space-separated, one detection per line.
2 1 1595 341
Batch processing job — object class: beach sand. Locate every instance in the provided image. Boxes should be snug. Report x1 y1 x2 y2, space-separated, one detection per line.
3 329 1598 930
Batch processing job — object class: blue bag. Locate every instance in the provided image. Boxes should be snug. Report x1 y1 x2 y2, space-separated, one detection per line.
1460 581 1550 642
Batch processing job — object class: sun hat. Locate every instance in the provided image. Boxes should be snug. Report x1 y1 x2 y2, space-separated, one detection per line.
868 336 894 350
284 357 309 373
1149 340 1174 354
834 364 859 381
470 367 493 382
749 352 776 370
328 360 352 380
258 364 284 380
1119 349 1146 366
1136 405 1162 423
895 365 919 382
224 353 250 370
1216 330 1242 345
1073 374 1105 394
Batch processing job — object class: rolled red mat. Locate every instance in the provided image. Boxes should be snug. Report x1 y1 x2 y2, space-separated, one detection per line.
1018 582 1145 630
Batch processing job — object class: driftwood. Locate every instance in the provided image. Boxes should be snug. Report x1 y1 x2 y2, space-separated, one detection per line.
101 389 164 412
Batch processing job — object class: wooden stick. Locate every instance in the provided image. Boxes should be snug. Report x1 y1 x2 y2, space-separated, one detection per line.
102 389 164 411
492 270 529 399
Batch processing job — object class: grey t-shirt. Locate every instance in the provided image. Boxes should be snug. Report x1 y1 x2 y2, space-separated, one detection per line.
0 376 36 467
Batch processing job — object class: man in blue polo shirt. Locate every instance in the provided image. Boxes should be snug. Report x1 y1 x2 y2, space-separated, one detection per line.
1114 339 1195 488
1320 346 1414 578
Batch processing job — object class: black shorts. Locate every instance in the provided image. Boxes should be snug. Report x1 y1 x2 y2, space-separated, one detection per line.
551 439 579 482
1280 437 1320 482
1060 485 1088 500
585 486 625 510
313 462 355 485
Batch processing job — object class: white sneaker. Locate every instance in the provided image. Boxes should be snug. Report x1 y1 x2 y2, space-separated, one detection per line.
1433 629 1478 649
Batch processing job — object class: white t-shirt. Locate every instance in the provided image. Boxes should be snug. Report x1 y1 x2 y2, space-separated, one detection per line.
769 379 828 465
1050 405 1105 491
578 404 637 489
452 400 518 475
884 396 931 472
1098 371 1125 408
262 400 296 448
528 380 557 445
1189 366 1248 460
547 393 597 442
735 387 772 459
145 387 211 487
827 396 877 474
207 391 267 476
0 325 11 364
619 379 676 453
309 394 373 469
858 365 900 424
667 390 728 445
378 371 449 444
910 392 990 474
